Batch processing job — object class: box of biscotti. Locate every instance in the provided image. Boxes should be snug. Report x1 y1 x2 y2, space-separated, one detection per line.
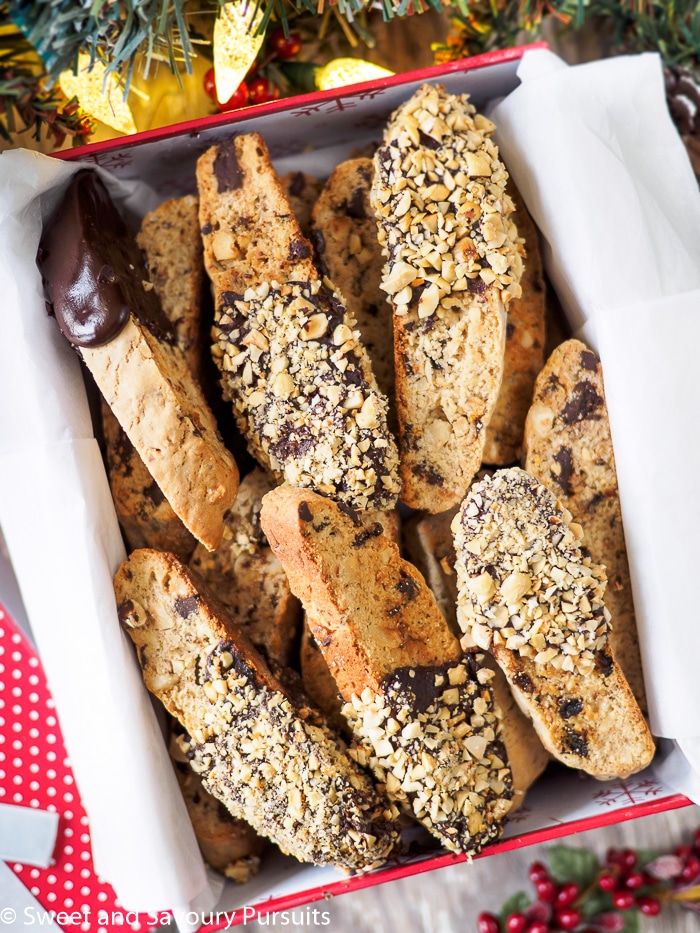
1 42 699 931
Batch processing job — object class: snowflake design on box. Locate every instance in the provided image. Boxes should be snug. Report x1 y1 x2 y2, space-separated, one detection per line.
505 805 533 825
593 777 665 807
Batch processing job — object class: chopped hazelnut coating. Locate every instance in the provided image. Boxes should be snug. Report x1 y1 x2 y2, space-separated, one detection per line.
116 549 399 872
372 84 523 512
260 485 514 856
197 133 400 512
453 468 610 677
210 278 400 511
452 468 654 781
343 658 513 855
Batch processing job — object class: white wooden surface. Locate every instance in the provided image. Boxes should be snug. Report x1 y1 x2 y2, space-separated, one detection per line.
245 806 700 932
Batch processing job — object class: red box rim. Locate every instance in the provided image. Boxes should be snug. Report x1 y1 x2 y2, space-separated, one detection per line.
56 42 548 163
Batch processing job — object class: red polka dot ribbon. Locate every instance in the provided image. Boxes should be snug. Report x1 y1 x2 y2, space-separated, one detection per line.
0 602 155 932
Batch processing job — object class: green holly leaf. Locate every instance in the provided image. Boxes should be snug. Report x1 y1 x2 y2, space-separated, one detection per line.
620 910 641 933
580 887 613 921
548 845 601 887
498 891 531 924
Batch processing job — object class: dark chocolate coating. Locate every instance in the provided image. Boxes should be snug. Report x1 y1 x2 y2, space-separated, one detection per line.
37 171 173 348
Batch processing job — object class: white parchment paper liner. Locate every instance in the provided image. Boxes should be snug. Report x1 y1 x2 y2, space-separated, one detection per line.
0 150 221 927
493 50 700 796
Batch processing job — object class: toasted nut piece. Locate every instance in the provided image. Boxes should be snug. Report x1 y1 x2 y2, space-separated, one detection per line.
212 230 239 262
465 152 492 177
333 323 353 346
381 261 416 295
301 313 329 341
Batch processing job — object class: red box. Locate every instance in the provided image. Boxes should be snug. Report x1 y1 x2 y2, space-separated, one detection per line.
1 43 690 931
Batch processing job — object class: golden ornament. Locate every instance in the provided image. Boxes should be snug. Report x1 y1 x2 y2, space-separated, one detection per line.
59 54 137 135
316 58 395 91
214 0 266 103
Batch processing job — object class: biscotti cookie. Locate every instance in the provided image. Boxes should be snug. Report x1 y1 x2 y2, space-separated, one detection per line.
102 412 196 561
402 507 549 812
136 194 205 381
523 339 646 713
482 186 546 465
280 171 323 238
102 194 209 560
172 754 265 882
39 171 239 551
372 84 523 512
453 468 654 780
190 468 300 667
261 487 514 856
311 159 395 417
116 548 399 871
300 507 401 728
197 133 400 512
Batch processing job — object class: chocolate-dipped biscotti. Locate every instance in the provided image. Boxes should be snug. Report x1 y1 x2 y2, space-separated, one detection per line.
523 339 646 713
197 133 400 512
371 84 523 512
116 548 400 872
39 172 239 551
261 486 514 856
402 507 550 812
102 194 208 561
453 468 654 780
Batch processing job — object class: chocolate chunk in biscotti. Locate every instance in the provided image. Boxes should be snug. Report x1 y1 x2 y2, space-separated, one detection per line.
261 486 514 856
371 84 523 512
402 507 549 811
39 171 239 551
482 184 546 465
279 171 323 238
523 339 647 713
197 133 400 512
102 194 209 560
311 158 395 428
116 548 399 872
453 468 654 780
189 468 300 667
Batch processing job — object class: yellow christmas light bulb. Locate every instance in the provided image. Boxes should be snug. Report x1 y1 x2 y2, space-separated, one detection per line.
214 0 266 103
316 58 394 91
59 54 137 135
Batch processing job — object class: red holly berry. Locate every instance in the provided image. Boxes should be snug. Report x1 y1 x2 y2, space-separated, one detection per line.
555 882 579 908
681 855 700 882
612 889 635 910
504 913 526 933
624 871 645 890
675 843 693 860
528 862 549 884
605 847 622 867
203 67 217 99
477 913 501 933
269 27 302 60
525 923 549 933
535 879 558 903
693 827 700 851
217 81 250 112
620 848 638 870
636 895 662 917
248 77 280 105
553 907 581 931
598 871 619 892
